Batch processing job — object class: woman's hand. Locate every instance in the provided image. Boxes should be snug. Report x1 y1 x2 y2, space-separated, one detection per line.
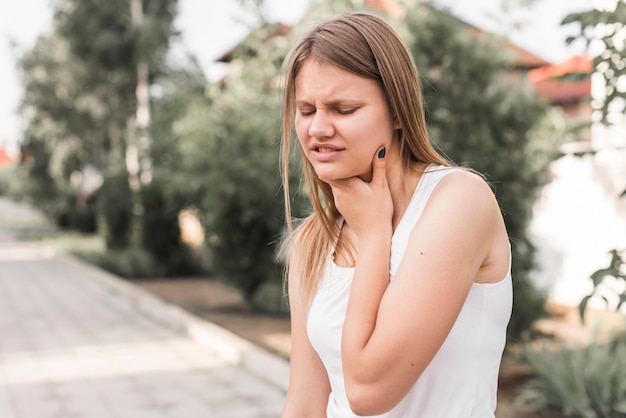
328 147 393 240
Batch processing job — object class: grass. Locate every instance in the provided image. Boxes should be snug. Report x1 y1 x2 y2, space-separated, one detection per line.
40 232 106 255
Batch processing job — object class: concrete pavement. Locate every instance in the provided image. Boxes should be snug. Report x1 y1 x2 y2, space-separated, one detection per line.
0 197 289 418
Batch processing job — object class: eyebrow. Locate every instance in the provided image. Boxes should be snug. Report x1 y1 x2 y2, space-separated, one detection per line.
295 99 364 107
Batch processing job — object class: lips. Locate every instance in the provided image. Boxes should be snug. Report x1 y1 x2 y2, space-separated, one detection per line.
310 143 344 161
311 143 344 152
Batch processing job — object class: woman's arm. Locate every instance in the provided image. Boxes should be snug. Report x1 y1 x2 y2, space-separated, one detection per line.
281 245 331 418
341 170 506 415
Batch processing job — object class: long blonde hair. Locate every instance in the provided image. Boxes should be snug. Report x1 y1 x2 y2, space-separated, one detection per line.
281 12 449 304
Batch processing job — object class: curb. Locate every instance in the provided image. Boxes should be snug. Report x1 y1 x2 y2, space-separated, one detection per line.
57 250 290 393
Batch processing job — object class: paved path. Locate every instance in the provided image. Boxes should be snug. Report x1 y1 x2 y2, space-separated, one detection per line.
0 197 288 418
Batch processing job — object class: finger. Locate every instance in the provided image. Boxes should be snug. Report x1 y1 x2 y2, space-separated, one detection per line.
371 146 387 186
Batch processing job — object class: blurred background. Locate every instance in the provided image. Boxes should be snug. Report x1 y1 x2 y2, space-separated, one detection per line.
1 0 625 416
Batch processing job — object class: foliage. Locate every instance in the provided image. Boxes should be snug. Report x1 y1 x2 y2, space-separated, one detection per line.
18 0 179 248
579 249 626 321
172 19 304 305
83 246 161 279
516 340 626 417
140 177 208 276
98 167 134 249
57 194 98 233
0 166 11 196
404 5 559 340
563 0 626 324
562 0 626 125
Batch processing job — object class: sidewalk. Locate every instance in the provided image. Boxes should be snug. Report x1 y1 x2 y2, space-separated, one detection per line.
0 197 288 418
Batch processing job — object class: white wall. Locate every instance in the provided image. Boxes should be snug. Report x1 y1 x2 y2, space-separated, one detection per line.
530 145 626 309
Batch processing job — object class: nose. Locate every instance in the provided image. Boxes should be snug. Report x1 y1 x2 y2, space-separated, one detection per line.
308 110 335 139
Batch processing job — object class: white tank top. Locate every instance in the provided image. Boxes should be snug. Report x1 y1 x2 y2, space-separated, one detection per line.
307 165 513 418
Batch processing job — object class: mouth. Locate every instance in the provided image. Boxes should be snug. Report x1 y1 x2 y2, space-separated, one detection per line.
311 144 344 153
310 144 344 162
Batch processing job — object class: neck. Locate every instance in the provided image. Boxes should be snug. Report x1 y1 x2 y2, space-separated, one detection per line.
386 150 424 230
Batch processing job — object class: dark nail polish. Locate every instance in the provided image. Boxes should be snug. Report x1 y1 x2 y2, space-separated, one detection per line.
378 148 386 159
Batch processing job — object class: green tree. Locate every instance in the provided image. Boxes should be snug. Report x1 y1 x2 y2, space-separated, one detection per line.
562 1 626 319
563 0 626 125
19 0 179 249
404 5 561 339
18 32 95 226
143 58 211 275
172 19 304 306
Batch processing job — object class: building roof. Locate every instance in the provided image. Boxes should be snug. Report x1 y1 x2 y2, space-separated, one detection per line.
501 39 553 69
0 146 14 166
216 1 582 102
457 20 551 69
217 22 291 63
528 55 592 104
366 0 405 18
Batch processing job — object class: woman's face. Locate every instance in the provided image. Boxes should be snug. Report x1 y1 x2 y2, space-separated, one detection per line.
294 59 398 183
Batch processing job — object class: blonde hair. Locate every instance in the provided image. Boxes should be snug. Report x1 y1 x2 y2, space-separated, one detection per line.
281 12 449 304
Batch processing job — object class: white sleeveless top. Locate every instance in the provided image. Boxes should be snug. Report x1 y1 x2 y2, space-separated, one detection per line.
307 165 513 418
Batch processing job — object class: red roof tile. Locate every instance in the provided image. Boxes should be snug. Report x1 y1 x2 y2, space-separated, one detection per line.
528 55 592 104
366 0 405 18
0 146 14 166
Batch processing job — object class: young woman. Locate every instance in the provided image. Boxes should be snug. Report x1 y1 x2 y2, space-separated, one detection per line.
280 12 512 418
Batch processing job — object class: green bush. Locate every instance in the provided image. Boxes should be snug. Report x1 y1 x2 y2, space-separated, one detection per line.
139 179 208 277
516 340 626 417
579 249 626 321
57 195 98 233
0 165 13 195
83 246 160 279
140 178 181 259
207 190 284 305
98 169 133 250
167 21 303 309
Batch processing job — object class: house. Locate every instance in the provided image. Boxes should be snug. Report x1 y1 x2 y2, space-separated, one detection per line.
0 144 14 166
529 55 593 141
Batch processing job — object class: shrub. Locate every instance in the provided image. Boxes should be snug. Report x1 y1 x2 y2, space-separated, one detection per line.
98 168 133 250
579 249 626 321
139 179 208 277
83 246 160 279
207 190 284 305
56 194 98 233
515 340 626 417
0 165 13 195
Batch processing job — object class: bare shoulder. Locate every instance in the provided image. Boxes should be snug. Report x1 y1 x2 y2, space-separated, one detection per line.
431 168 499 213
416 168 506 252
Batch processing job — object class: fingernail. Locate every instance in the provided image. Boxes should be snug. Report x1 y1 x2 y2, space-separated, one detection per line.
378 148 386 159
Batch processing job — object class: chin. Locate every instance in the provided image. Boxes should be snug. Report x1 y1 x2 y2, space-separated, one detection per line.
316 170 368 184
314 170 343 183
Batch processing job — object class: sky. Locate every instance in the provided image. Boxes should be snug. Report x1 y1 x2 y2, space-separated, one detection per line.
0 0 594 157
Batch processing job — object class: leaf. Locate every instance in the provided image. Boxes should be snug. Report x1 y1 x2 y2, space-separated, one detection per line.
590 267 616 287
579 294 593 323
561 12 585 26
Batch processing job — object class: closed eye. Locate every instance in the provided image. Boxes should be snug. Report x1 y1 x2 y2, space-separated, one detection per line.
335 108 358 115
297 106 358 117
